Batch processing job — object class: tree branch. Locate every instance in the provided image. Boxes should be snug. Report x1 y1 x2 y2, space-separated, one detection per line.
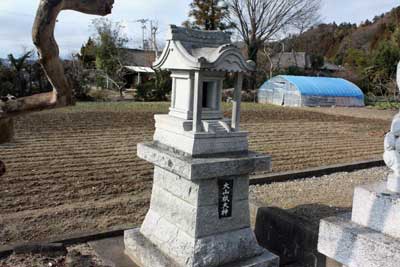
0 0 114 118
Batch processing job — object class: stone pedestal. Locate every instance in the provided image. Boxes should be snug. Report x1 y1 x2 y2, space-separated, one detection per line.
124 143 279 267
318 182 400 267
0 118 14 144
125 25 278 267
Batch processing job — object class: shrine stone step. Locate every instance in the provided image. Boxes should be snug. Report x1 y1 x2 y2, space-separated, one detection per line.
351 182 400 239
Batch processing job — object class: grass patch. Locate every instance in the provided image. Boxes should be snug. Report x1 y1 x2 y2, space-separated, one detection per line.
367 102 400 110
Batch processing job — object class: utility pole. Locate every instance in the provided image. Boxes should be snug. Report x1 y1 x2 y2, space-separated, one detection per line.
136 19 148 50
150 20 159 58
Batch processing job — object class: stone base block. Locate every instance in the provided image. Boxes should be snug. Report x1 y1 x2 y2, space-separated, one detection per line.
351 182 400 238
154 114 248 156
125 228 279 267
318 213 400 267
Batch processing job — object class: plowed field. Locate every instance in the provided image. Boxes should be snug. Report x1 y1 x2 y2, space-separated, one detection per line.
0 102 389 246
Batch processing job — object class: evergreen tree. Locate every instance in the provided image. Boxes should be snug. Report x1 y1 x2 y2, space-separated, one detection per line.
79 37 97 69
91 18 129 90
7 51 32 97
92 18 128 79
186 0 230 30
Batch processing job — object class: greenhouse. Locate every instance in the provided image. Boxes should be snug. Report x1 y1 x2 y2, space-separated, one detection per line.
258 75 365 107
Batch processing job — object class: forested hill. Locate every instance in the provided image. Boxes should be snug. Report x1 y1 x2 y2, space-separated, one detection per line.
293 6 400 65
279 6 400 97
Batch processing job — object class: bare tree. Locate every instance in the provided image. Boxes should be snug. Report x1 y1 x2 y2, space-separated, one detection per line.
291 2 321 35
0 0 114 119
227 0 321 86
262 42 284 79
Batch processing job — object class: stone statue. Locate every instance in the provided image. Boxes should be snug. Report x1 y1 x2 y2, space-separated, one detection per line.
0 0 114 118
384 61 400 192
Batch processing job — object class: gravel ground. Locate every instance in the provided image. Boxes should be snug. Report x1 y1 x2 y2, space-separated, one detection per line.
249 166 390 230
0 244 109 267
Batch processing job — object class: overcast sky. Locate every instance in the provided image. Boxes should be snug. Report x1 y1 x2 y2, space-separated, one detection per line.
0 0 398 58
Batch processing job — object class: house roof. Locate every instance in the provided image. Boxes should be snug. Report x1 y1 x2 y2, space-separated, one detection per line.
124 66 155 73
260 75 364 98
321 62 345 71
153 25 255 73
271 52 310 69
120 48 158 67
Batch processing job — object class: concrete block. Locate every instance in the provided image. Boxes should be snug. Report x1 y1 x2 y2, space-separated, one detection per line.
251 205 326 267
137 142 271 181
318 213 400 267
154 166 249 206
351 182 400 238
125 228 279 267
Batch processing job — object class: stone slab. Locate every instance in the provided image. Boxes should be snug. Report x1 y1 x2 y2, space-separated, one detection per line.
318 213 400 267
351 182 400 239
125 228 279 267
137 142 271 180
90 237 138 267
154 167 249 206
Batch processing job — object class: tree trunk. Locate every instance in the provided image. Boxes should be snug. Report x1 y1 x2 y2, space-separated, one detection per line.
0 118 14 144
0 91 57 119
0 0 114 119
247 41 259 90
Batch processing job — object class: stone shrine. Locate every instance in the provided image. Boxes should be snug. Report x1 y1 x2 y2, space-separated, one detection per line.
317 62 400 267
124 25 279 267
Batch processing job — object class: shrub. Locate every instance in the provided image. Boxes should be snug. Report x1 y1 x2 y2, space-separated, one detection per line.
135 70 172 101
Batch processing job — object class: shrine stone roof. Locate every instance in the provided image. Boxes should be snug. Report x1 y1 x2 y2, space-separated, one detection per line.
153 25 255 73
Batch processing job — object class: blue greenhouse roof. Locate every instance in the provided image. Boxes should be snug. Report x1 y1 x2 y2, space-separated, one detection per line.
278 75 364 98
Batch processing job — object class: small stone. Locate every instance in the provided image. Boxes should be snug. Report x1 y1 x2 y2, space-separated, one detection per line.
66 250 92 267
